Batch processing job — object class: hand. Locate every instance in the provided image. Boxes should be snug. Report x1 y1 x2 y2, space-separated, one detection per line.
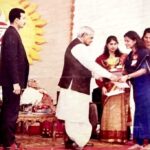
110 74 119 82
13 83 21 95
119 75 128 82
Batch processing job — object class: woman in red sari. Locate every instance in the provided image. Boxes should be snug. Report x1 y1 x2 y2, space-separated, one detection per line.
96 35 130 143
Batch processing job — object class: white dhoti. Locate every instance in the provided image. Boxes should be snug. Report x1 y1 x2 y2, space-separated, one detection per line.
56 88 92 147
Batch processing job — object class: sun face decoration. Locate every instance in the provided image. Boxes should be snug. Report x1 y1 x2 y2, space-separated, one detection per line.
0 0 47 64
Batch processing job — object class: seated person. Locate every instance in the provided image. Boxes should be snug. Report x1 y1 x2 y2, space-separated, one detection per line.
20 79 56 113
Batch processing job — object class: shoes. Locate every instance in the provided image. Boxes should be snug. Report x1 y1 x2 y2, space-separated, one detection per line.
72 142 93 149
64 138 93 149
141 144 150 150
3 142 24 150
128 144 143 150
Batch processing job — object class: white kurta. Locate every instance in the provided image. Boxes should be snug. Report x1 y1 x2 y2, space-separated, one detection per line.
56 42 112 147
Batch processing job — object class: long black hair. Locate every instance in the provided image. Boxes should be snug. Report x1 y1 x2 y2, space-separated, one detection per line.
103 35 122 57
124 31 148 73
124 31 146 50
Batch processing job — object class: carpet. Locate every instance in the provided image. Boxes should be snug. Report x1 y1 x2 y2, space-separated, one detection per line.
0 135 132 150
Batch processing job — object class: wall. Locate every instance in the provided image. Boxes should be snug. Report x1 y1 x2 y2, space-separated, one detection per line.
73 0 150 57
29 0 73 102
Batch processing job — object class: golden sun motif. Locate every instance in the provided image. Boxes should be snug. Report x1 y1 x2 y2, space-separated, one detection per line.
0 0 47 64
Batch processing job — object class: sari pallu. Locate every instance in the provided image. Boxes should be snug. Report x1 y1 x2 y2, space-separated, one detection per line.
100 84 131 144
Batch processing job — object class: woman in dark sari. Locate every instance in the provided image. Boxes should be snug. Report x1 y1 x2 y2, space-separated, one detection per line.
96 35 130 143
120 31 150 150
142 28 150 50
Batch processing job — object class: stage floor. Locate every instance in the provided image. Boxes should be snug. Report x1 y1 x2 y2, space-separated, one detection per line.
0 135 133 150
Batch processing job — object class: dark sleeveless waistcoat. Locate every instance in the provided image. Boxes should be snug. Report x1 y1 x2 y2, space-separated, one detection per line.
58 38 92 95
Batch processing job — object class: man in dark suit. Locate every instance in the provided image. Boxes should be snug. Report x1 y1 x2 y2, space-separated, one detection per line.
0 8 29 150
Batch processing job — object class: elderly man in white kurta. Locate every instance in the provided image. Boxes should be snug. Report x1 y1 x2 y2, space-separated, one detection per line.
56 26 117 149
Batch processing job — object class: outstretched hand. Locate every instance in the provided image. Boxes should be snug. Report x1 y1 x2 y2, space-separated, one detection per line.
110 74 119 82
118 75 128 82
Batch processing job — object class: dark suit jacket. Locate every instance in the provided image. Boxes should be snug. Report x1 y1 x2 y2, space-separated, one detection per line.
0 26 29 88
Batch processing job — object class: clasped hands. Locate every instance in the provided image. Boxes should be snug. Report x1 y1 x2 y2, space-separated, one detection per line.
110 74 129 82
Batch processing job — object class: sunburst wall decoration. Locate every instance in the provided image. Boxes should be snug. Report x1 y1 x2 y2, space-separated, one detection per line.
0 0 47 64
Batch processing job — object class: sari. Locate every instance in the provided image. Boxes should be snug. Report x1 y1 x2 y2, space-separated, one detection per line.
96 54 131 143
124 49 150 141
